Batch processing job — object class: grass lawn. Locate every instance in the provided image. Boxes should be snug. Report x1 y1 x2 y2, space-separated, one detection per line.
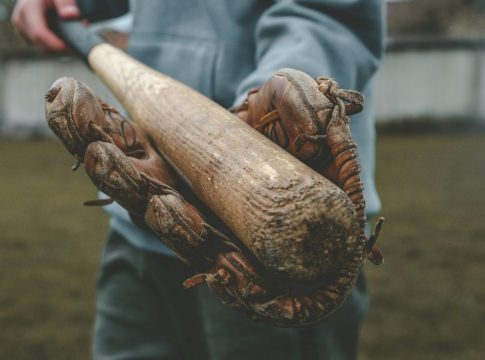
0 139 107 359
361 132 485 360
0 133 484 359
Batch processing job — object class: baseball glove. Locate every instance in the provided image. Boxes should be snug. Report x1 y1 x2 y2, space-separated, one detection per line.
44 69 383 327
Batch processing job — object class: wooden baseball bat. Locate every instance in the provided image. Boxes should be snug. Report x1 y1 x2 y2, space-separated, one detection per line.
50 16 359 281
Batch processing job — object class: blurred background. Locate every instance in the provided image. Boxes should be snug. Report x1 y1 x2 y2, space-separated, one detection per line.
0 0 484 359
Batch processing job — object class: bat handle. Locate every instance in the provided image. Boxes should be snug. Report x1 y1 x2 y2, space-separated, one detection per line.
47 0 129 62
48 10 103 62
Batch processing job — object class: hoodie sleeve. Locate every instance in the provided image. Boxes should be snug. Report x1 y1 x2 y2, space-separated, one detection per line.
233 0 385 105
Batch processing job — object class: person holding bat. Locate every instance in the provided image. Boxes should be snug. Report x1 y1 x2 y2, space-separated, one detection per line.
13 0 385 359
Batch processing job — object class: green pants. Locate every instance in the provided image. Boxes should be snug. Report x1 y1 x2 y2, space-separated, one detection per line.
93 231 368 360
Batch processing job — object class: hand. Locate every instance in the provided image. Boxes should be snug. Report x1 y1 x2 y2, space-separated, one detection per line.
11 0 80 52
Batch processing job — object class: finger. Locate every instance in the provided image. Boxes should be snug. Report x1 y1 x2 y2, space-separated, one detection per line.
14 1 68 52
52 0 80 19
34 28 68 53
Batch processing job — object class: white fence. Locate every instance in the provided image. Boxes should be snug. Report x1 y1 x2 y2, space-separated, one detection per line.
0 55 121 136
375 38 485 123
1 38 484 137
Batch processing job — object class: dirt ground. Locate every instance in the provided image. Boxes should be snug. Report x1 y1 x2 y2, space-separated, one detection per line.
0 132 484 359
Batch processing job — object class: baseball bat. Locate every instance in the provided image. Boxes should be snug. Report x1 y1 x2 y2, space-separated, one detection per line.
49 14 359 281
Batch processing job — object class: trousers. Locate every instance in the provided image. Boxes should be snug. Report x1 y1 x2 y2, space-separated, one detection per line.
92 231 368 360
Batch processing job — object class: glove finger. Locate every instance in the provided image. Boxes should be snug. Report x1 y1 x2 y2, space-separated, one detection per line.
233 69 335 164
205 249 364 327
186 250 276 312
84 141 150 215
45 77 106 159
145 193 211 266
84 141 177 216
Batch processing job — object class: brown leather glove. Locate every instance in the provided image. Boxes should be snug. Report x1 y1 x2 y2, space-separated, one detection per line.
182 69 384 326
45 77 250 273
44 71 383 327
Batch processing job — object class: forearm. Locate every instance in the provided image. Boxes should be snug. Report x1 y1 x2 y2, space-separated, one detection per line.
234 0 385 104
